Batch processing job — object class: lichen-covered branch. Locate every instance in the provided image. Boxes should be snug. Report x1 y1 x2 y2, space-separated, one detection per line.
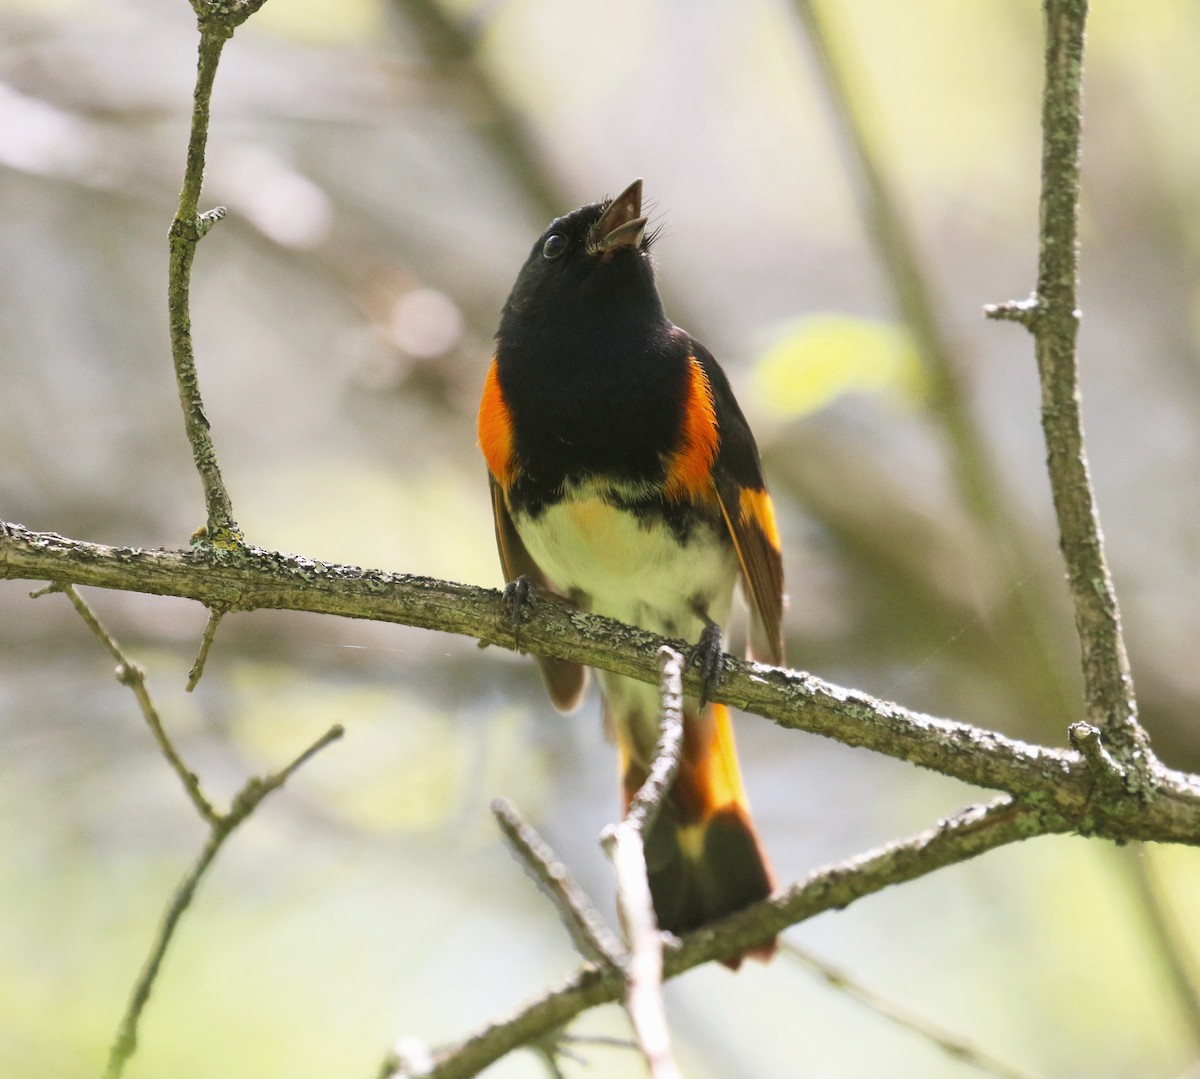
986 0 1149 773
389 797 1046 1079
789 0 1071 727
1031 0 1144 759
623 648 687 838
4 522 1198 846
169 0 277 546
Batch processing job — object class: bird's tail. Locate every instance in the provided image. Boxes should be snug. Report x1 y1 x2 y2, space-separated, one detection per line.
618 701 777 970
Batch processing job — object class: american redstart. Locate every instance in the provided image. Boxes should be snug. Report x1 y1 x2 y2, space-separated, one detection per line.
479 179 782 966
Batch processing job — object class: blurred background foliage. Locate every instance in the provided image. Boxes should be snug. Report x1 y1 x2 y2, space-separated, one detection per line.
2 0 1199 1076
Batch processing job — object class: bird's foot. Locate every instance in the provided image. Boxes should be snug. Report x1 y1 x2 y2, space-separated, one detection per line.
688 619 725 710
502 575 535 652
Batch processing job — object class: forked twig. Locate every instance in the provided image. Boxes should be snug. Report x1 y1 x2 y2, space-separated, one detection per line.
48 582 343 1079
57 584 218 824
103 723 342 1079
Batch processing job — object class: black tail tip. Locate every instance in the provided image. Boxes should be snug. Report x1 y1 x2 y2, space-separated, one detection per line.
719 935 778 972
646 805 777 971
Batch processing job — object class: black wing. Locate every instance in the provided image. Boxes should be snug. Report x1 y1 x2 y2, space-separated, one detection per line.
691 341 786 666
489 474 590 711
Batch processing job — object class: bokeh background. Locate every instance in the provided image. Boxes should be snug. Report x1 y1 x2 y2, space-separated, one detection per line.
3 0 1200 1076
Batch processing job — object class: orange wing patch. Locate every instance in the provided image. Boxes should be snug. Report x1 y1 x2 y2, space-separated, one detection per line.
738 487 782 552
478 358 517 488
664 356 720 502
716 481 785 666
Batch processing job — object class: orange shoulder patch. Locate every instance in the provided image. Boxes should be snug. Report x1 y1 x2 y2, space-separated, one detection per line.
664 356 720 502
737 487 782 552
478 358 517 487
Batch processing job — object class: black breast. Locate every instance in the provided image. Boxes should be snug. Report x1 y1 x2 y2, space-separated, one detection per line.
497 302 690 513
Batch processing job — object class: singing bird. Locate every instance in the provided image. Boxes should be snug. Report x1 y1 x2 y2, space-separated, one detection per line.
478 180 782 965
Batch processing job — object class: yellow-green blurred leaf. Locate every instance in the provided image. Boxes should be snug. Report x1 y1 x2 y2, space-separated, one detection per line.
752 315 926 418
224 662 550 835
237 458 498 587
253 0 386 44
228 665 467 832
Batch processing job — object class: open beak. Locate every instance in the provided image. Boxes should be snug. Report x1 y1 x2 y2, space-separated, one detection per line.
590 178 648 253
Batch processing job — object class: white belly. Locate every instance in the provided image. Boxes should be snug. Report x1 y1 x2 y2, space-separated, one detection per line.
514 494 739 765
514 496 738 640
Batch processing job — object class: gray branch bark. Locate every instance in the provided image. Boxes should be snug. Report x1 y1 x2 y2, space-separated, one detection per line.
379 797 1042 1079
4 522 1199 848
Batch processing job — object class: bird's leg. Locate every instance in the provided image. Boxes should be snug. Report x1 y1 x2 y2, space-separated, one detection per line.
688 615 725 710
502 575 535 652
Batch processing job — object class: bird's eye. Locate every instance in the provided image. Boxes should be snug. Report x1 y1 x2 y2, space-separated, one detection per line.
542 233 568 260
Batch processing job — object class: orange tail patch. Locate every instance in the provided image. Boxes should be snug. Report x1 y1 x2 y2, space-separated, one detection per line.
620 703 777 969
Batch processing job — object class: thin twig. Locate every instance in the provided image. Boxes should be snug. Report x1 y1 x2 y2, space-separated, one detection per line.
54 580 343 1079
531 1041 570 1079
167 26 240 545
103 722 343 1079
600 647 689 1079
104 815 226 1079
245 722 344 805
789 0 1074 727
186 604 226 690
57 584 218 825
56 576 344 1079
1068 721 1128 797
982 296 1039 329
492 797 626 969
986 0 1151 776
559 1033 637 1050
780 942 1046 1079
